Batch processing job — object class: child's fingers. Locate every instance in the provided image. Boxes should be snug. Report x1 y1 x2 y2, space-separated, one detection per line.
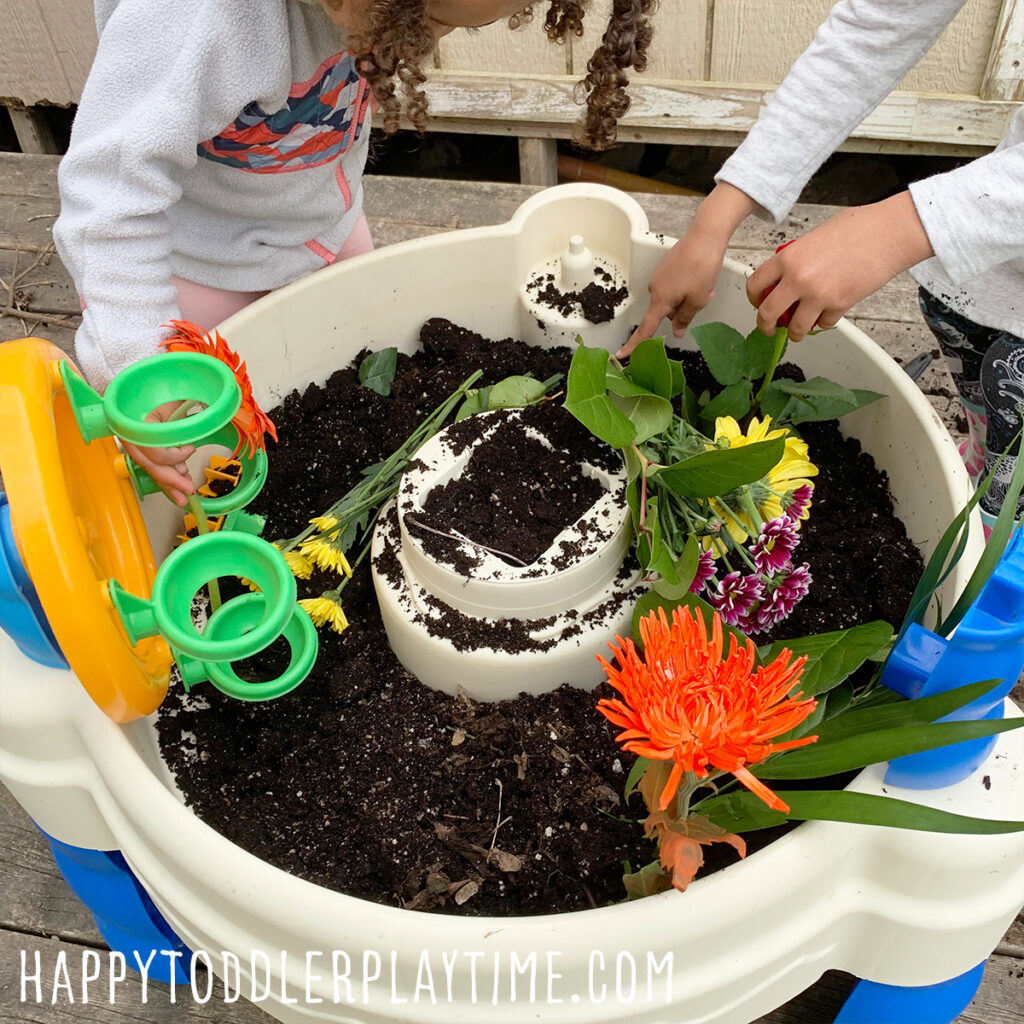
620 301 674 358
122 440 196 506
755 282 799 337
670 291 712 338
816 309 844 332
746 261 782 311
784 303 822 344
142 443 196 466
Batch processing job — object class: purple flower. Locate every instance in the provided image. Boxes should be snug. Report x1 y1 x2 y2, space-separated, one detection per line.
750 517 800 574
745 563 812 632
707 571 764 627
783 485 813 523
689 549 716 594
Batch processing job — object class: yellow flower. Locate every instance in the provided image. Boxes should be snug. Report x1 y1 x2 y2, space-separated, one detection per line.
310 514 339 532
282 550 314 579
299 594 349 634
709 416 818 545
299 537 353 577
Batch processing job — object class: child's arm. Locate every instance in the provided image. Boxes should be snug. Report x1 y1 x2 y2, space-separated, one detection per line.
624 0 968 354
54 0 290 499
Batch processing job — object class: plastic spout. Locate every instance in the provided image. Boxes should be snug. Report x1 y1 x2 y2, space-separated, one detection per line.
560 235 594 292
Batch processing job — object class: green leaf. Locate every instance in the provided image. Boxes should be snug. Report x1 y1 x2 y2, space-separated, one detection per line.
624 756 651 801
764 621 894 699
938 433 1024 635
652 535 700 600
624 445 643 484
699 788 1024 835
454 386 490 422
699 380 753 424
358 347 398 396
761 377 885 424
680 385 701 426
486 375 550 410
754 716 1024 780
894 433 1021 643
656 437 785 498
742 327 782 381
635 498 680 582
565 343 636 448
610 391 673 444
668 360 686 399
626 336 673 400
812 678 1005 743
691 323 748 386
623 859 673 900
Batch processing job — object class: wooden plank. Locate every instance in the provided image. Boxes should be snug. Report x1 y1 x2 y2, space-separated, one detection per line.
982 0 1024 100
572 0 708 81
421 73 1017 148
6 105 59 155
436 14 567 75
710 0 1003 97
0 788 101 946
0 0 94 107
517 137 558 186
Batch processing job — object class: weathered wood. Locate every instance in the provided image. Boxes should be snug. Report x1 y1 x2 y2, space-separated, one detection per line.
0 788 101 946
0 0 95 107
711 0 1003 96
420 73 1016 149
517 137 559 186
982 0 1024 100
6 104 59 155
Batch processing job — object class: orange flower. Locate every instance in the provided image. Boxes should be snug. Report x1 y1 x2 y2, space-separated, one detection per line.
597 606 817 814
160 320 277 457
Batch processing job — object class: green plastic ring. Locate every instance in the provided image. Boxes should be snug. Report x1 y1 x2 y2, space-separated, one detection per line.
103 353 241 447
202 594 318 701
196 424 269 515
151 532 294 661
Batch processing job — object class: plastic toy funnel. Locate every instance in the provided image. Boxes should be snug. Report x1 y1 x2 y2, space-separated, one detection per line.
176 593 318 701
110 531 296 662
60 352 241 447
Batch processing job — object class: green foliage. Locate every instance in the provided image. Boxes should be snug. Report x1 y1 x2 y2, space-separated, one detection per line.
565 344 636 448
655 437 785 498
759 376 884 425
357 347 398 396
762 620 893 699
699 788 1024 835
455 373 561 422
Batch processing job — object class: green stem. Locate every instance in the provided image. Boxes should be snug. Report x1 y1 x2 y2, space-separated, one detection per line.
737 488 765 533
166 400 200 422
753 326 788 406
186 493 222 611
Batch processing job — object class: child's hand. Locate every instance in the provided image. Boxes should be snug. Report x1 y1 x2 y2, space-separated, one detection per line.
121 401 196 507
621 183 757 358
746 192 934 342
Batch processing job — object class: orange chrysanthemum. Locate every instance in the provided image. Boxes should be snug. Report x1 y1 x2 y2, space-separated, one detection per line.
597 606 817 814
160 320 278 457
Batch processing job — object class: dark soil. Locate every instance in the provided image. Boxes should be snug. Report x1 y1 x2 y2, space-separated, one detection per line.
528 271 629 324
410 405 606 567
157 318 923 917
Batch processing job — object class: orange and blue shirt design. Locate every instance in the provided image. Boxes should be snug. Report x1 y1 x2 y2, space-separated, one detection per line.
198 53 370 173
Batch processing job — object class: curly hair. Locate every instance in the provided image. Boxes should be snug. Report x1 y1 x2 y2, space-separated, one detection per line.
333 0 655 149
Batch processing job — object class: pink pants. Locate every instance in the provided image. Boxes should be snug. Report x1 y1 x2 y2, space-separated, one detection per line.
171 214 373 329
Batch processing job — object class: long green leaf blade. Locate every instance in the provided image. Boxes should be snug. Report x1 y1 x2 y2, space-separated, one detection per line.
755 717 1024 779
812 678 1004 743
656 437 785 498
699 789 1024 835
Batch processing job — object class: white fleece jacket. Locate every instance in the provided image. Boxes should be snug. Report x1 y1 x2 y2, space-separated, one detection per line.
54 0 371 390
716 0 1024 336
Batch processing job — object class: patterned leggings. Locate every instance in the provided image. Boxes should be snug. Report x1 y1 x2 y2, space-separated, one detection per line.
919 287 1024 523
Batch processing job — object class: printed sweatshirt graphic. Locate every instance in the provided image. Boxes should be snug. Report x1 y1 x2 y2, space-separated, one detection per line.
54 0 372 390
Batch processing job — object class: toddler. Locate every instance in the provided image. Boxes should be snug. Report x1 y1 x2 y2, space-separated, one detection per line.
55 0 657 503
627 0 1024 532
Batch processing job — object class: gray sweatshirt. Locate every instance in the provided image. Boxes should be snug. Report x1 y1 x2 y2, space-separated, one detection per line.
54 0 370 389
716 0 1024 336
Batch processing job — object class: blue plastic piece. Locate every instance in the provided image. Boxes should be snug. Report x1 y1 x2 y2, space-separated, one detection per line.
39 827 191 983
0 495 66 668
835 961 985 1024
880 526 1024 789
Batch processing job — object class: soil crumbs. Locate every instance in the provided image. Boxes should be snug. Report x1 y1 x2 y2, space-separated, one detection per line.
157 317 923 917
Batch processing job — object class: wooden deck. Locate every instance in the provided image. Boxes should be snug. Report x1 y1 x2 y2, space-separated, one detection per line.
0 152 1021 1023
